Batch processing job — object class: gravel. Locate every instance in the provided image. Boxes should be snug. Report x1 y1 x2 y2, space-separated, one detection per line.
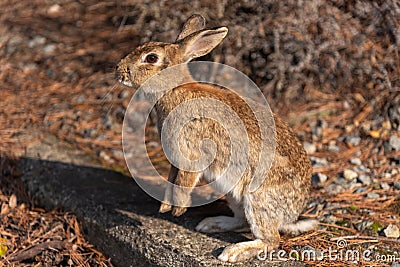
312 173 328 186
350 158 362 165
380 182 390 190
310 157 329 167
303 142 317 154
343 135 361 146
389 135 400 151
394 181 400 190
357 174 371 186
383 224 400 239
343 169 358 180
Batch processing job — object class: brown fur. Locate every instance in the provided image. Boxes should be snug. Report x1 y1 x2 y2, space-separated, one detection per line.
116 14 316 263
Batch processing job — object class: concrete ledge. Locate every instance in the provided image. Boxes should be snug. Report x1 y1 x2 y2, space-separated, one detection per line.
20 136 303 266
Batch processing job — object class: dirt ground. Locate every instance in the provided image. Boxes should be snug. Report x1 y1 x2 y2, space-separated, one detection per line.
1 0 399 266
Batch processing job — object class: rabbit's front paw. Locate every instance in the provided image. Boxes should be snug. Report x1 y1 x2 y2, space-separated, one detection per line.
218 239 265 262
171 206 187 217
159 202 172 213
196 216 249 233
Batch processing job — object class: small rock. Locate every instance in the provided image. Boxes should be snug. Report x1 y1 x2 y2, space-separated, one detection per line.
9 194 17 209
392 262 400 267
380 182 390 190
48 4 61 15
350 158 362 165
6 36 23 54
310 157 329 167
303 142 316 154
358 165 370 172
43 44 56 55
389 135 400 151
328 144 341 152
367 192 380 199
344 135 361 146
335 177 348 185
118 90 130 99
355 187 366 193
111 149 124 159
28 36 46 48
384 224 400 238
76 95 85 104
99 151 113 163
357 174 371 186
326 184 344 194
394 181 400 190
343 169 358 180
312 173 327 186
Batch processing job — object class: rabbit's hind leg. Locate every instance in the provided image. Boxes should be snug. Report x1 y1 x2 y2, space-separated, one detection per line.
218 193 281 262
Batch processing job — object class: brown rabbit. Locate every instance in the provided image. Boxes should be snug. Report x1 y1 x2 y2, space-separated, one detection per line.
116 14 317 263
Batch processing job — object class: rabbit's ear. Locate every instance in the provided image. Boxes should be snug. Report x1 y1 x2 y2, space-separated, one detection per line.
176 14 206 41
180 27 228 62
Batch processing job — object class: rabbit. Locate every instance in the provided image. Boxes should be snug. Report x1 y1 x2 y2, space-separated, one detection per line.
116 14 317 263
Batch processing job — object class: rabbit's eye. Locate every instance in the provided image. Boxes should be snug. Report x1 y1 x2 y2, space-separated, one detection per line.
144 54 159 64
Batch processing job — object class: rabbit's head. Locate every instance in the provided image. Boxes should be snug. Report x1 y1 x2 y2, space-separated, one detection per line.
116 14 228 88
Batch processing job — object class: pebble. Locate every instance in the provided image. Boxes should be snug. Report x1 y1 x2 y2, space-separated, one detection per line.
9 194 17 209
380 182 390 190
111 149 124 159
48 4 61 15
350 157 362 165
355 187 366 193
357 174 371 186
6 36 23 54
394 181 400 190
28 36 46 48
335 177 348 185
389 135 400 151
99 151 113 163
76 95 86 104
43 43 57 55
328 144 341 152
310 157 329 167
325 184 344 194
384 224 400 238
312 173 327 186
118 90 130 99
344 135 361 146
367 192 380 199
343 169 358 180
303 142 316 154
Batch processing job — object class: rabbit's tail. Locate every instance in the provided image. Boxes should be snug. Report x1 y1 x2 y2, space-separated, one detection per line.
279 219 318 236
